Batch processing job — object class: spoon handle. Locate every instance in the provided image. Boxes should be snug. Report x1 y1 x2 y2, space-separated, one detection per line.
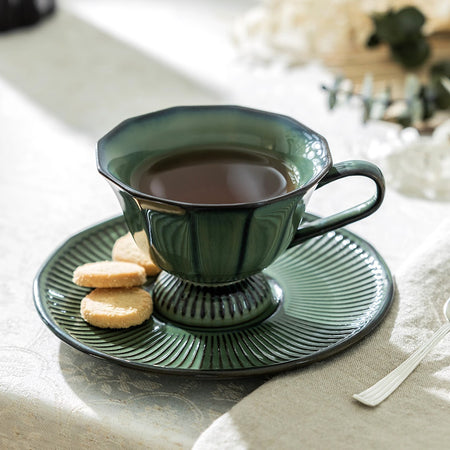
353 322 450 407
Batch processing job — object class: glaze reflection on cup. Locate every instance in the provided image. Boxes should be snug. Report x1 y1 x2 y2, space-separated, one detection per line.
97 105 385 327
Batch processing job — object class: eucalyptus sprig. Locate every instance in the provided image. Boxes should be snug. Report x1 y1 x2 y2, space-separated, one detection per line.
366 6 430 69
321 60 450 128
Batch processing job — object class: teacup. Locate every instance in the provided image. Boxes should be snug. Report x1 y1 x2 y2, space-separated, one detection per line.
97 105 384 327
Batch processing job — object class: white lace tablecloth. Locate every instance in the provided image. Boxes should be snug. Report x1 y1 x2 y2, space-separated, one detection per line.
1 1 449 448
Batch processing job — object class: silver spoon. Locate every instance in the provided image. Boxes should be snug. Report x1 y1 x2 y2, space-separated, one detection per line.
353 296 450 407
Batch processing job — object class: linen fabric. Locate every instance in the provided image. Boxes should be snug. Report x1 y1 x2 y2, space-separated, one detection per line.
194 218 450 450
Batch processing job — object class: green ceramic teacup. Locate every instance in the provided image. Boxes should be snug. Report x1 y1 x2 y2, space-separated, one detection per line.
97 105 384 327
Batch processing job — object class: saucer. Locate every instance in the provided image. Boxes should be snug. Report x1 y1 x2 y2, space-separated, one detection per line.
34 214 394 377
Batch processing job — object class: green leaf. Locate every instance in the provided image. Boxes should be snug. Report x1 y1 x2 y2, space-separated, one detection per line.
419 85 436 120
327 76 343 110
362 101 372 123
409 97 423 125
373 10 405 45
366 33 381 48
391 38 430 68
361 73 374 99
397 114 412 128
361 74 374 123
367 6 430 69
372 7 425 45
370 86 392 120
430 60 450 79
343 79 354 102
328 91 337 110
404 74 421 99
396 6 426 35
402 75 423 125
430 60 450 109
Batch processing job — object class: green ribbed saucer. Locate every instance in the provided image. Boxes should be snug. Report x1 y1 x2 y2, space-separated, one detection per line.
33 214 394 377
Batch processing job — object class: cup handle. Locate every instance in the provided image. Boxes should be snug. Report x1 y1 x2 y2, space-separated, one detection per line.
289 160 385 247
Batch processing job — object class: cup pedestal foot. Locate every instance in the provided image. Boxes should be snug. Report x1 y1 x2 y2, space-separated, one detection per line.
152 271 281 328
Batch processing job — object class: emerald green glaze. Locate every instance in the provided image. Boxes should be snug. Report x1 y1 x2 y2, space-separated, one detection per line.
290 160 385 246
97 106 385 327
33 215 394 377
154 272 281 327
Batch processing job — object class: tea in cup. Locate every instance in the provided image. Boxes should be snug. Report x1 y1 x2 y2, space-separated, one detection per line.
97 106 384 327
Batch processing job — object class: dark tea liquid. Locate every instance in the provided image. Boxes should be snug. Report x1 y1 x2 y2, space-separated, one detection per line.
131 148 297 204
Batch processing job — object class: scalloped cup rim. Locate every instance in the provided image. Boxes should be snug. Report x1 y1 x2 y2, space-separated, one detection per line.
96 105 333 210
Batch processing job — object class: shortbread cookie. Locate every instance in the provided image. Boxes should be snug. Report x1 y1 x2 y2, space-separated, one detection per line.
80 287 153 328
112 233 161 276
73 261 146 288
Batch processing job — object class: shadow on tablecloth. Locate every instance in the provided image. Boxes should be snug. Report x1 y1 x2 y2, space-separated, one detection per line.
0 8 220 138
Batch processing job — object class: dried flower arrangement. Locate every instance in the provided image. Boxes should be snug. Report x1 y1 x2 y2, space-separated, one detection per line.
322 6 449 130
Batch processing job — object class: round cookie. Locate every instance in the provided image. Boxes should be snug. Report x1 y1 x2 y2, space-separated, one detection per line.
80 287 153 328
112 233 161 276
73 261 146 288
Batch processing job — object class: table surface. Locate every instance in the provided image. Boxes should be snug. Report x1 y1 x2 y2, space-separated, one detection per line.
1 1 449 448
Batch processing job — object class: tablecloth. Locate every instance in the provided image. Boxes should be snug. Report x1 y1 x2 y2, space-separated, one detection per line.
194 218 450 449
0 1 449 448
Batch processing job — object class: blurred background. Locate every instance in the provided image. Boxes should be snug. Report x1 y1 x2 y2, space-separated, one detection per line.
1 0 449 279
